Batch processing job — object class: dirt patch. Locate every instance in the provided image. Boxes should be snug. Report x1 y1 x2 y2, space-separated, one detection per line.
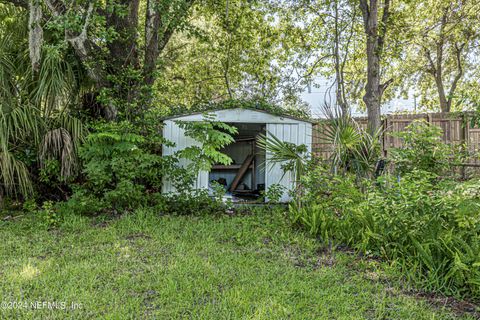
284 244 336 269
411 292 479 318
313 254 336 268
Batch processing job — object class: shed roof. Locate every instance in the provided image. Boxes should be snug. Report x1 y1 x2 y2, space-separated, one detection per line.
163 107 314 124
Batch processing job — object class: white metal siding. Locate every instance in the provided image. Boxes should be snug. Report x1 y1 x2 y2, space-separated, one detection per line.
265 122 312 202
162 120 208 193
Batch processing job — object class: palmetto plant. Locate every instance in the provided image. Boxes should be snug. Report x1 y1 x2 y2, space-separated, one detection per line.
0 5 87 199
319 104 382 179
257 133 308 189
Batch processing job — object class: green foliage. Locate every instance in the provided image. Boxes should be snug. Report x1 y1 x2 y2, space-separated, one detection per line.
38 200 60 228
71 121 180 213
291 165 364 241
150 190 227 216
176 114 238 171
390 120 460 176
292 167 480 299
257 132 308 187
59 190 106 216
319 107 382 178
261 183 286 203
209 181 227 203
22 198 37 214
357 172 480 298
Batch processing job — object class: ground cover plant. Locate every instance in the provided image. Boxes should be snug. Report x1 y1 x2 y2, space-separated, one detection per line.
0 207 472 319
290 120 480 302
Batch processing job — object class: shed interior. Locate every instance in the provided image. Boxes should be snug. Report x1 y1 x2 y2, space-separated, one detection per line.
209 123 266 201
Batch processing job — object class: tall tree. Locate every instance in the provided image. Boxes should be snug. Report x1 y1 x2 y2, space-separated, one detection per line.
2 0 196 120
403 0 480 112
155 0 311 111
271 0 363 115
359 0 392 133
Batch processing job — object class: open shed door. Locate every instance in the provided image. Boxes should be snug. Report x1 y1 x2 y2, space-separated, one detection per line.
265 122 312 202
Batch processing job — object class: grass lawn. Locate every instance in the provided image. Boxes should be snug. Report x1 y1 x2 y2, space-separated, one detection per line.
0 207 470 319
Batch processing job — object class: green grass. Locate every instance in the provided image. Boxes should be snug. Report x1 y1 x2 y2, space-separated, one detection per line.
0 208 469 319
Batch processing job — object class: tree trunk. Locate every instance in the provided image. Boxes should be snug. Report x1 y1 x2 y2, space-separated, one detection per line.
359 0 391 134
435 74 449 112
333 0 348 114
144 0 161 87
144 0 195 87
424 8 465 114
106 0 140 71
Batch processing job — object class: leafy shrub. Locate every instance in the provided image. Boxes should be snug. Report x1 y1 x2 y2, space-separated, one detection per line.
39 200 60 228
318 111 382 179
176 114 238 171
261 183 286 203
356 171 480 298
290 165 364 241
63 116 237 216
390 120 461 176
292 167 480 299
59 190 106 216
22 198 38 213
149 190 227 216
67 121 184 213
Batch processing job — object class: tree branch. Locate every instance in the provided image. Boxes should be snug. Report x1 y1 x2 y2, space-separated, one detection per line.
359 0 369 30
424 48 436 76
448 42 465 106
45 0 107 86
143 0 195 86
377 0 390 53
380 78 394 95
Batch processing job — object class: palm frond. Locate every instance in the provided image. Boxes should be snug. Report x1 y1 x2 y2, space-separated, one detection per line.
0 37 16 107
30 45 76 115
0 150 33 197
257 132 308 184
318 103 382 178
40 128 77 178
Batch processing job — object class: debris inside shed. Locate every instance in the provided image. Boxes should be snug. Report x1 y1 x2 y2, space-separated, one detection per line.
209 123 265 202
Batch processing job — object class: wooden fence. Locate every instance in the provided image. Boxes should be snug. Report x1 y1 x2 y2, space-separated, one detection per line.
312 112 480 173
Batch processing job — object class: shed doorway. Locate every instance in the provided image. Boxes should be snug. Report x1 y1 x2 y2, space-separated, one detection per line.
209 123 266 202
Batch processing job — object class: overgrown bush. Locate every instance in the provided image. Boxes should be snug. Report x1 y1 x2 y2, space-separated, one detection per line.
290 165 364 241
358 172 480 298
390 120 462 177
60 118 236 216
65 121 185 213
291 167 480 299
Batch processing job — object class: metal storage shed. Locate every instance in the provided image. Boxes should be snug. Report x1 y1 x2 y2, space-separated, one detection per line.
162 108 313 202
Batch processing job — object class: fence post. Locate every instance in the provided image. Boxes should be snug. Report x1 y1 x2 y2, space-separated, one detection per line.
462 113 469 179
382 117 388 157
427 113 433 124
